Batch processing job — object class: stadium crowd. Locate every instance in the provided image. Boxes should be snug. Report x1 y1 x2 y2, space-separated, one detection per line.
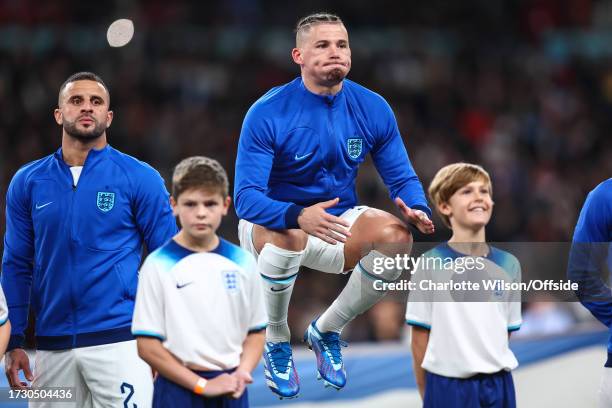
1 0 610 343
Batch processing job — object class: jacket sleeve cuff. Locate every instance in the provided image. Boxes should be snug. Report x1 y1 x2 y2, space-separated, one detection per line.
412 204 432 219
284 204 305 229
7 334 25 351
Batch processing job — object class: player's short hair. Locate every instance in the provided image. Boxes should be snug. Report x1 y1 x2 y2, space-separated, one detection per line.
428 163 492 228
58 71 109 106
295 12 343 45
172 156 229 199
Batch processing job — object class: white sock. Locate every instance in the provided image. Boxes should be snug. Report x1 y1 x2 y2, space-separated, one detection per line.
316 250 402 333
258 243 304 342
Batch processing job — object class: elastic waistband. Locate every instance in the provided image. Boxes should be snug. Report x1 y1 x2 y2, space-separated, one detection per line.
429 370 510 381
467 370 510 380
192 368 237 379
36 326 134 350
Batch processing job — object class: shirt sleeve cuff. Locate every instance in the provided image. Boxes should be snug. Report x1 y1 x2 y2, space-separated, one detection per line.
248 323 267 334
132 330 166 341
284 204 305 229
411 204 432 219
7 334 25 351
405 319 431 330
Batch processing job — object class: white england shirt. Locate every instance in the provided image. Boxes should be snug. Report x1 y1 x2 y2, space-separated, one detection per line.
406 243 522 378
132 238 267 370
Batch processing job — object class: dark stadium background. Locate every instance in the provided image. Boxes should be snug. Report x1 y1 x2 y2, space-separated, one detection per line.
0 0 610 345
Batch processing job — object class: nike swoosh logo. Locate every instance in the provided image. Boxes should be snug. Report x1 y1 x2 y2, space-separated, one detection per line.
176 282 194 289
271 285 291 292
35 202 53 210
294 152 313 161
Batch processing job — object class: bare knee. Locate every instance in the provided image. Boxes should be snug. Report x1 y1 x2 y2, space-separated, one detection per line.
253 225 308 252
357 209 412 243
357 209 413 254
372 223 413 257
376 223 412 244
346 209 413 263
271 229 308 251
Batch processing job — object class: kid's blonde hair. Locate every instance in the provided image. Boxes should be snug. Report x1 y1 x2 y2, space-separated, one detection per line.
428 163 492 228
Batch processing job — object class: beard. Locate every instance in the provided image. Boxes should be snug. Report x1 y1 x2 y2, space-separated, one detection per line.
324 67 347 84
63 117 107 141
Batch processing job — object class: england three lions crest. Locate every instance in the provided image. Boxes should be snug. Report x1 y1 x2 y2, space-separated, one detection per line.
222 270 239 293
347 138 363 159
97 192 115 212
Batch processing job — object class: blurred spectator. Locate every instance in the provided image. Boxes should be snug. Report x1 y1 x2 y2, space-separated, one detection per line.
514 293 576 338
1 0 610 343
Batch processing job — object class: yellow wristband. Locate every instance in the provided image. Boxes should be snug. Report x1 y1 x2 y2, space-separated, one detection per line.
193 377 207 395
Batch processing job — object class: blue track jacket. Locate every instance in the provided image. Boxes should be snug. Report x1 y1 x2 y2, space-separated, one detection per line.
568 179 612 364
2 145 177 350
234 78 430 229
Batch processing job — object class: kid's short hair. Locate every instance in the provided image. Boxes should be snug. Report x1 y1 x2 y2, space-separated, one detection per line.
172 156 229 199
428 163 492 228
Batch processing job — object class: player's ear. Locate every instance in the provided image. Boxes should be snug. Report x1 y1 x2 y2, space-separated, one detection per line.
438 202 451 217
54 108 62 125
106 110 113 128
222 196 231 216
291 47 303 65
170 196 178 216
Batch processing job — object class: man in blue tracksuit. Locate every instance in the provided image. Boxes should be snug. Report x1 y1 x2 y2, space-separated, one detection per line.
1 72 177 407
568 179 612 407
234 12 435 399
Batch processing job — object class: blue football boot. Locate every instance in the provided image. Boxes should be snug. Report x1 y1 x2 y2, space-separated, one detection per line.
263 341 300 399
303 320 348 390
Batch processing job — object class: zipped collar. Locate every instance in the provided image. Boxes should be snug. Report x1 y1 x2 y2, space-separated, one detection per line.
298 78 345 106
54 144 111 168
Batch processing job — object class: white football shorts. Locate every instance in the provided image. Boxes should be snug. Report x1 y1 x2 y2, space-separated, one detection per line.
31 340 152 408
238 205 369 274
